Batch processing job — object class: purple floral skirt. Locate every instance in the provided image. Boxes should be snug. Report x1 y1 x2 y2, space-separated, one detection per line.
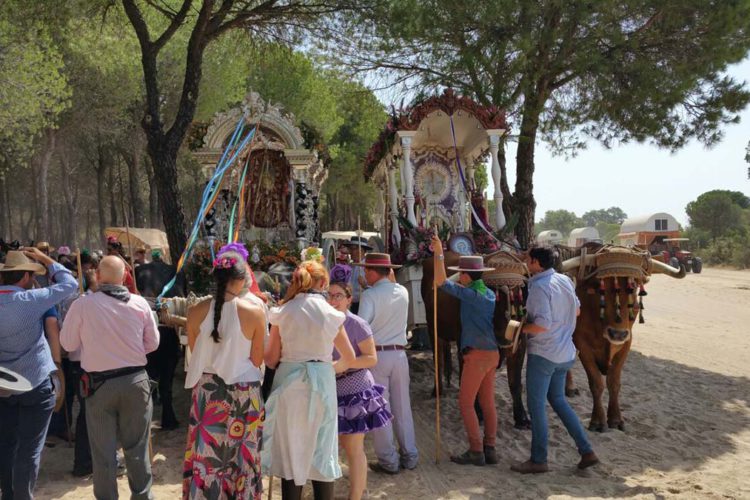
336 368 393 435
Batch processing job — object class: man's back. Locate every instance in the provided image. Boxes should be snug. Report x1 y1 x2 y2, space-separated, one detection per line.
61 292 159 372
526 269 579 363
358 278 409 346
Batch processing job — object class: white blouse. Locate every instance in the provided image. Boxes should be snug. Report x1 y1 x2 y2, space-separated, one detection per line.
268 293 345 363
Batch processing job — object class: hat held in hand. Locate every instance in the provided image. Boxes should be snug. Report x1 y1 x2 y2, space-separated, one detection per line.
0 251 46 275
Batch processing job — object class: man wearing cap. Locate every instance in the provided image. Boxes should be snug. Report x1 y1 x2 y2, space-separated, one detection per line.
511 247 598 474
431 235 499 466
342 236 372 314
357 253 418 474
0 247 79 499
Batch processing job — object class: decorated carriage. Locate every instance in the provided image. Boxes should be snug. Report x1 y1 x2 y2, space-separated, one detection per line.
363 89 513 330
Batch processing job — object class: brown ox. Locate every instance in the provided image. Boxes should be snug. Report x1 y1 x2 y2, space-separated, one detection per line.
560 245 685 431
421 251 531 429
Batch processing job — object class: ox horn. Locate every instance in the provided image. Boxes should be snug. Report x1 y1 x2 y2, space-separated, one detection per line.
560 254 596 273
649 258 686 279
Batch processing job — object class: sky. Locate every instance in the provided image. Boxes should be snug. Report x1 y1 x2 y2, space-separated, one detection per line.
373 59 750 228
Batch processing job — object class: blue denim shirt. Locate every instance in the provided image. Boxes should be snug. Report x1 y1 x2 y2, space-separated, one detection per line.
526 268 580 364
440 280 497 351
0 262 78 388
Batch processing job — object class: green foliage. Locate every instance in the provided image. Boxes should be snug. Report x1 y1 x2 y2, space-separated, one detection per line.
703 234 750 269
535 210 582 237
686 190 749 241
582 207 627 226
0 13 70 168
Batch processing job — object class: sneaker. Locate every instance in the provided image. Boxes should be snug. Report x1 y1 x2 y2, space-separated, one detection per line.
483 446 498 465
450 450 485 466
578 451 600 470
510 460 549 474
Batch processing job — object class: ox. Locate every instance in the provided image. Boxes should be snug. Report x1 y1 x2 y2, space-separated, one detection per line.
560 245 685 431
421 251 531 429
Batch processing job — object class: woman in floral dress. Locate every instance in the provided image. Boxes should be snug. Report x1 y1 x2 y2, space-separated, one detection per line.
182 245 268 499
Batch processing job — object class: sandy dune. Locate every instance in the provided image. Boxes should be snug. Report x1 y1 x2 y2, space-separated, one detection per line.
34 267 750 499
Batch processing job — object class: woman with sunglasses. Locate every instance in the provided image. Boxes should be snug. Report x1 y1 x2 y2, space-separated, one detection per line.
327 264 392 500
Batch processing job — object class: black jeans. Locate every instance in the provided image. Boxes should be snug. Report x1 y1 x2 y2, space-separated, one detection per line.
146 326 181 427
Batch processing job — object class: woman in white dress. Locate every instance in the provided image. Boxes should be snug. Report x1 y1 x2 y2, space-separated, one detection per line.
262 260 356 500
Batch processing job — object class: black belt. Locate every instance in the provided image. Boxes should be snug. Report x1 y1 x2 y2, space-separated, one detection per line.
375 345 405 352
88 366 145 381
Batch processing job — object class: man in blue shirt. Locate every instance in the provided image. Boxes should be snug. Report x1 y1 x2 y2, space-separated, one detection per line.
0 248 78 499
432 235 499 467
511 247 598 474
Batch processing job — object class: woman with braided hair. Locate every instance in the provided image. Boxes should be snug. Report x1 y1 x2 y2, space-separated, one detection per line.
262 260 356 500
182 245 268 499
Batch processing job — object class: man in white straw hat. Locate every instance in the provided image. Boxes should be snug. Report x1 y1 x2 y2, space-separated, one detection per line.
431 235 499 467
357 253 419 474
0 247 79 499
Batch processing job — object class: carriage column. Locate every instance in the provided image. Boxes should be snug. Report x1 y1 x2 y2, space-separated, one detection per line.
287 151 317 249
387 165 401 249
487 130 507 230
398 131 418 226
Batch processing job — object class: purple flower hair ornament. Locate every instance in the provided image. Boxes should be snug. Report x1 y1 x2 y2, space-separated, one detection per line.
330 264 352 284
213 256 238 269
217 242 249 261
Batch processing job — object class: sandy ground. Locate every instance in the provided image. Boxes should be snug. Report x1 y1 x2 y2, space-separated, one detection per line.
33 267 750 499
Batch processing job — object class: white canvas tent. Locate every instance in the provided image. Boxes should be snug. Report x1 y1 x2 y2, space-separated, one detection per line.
568 227 601 247
536 230 563 246
104 227 171 264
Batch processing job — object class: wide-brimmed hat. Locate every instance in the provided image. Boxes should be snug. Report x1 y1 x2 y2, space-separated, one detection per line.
342 236 373 250
0 366 33 395
504 319 525 354
35 241 55 253
448 255 494 273
353 252 402 269
0 251 46 275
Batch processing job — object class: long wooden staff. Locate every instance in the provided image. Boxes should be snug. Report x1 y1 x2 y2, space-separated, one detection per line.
76 248 84 294
267 475 274 500
432 227 441 463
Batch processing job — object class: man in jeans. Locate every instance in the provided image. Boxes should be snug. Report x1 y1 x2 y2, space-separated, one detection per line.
431 235 499 466
511 247 599 474
61 256 159 499
0 248 79 499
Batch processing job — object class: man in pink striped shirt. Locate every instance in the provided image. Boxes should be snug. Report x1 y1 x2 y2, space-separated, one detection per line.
61 256 159 500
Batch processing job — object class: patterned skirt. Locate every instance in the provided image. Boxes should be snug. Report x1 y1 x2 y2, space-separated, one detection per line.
183 374 264 500
336 369 393 435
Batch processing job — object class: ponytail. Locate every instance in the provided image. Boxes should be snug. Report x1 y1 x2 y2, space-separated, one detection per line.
282 260 329 304
209 250 248 343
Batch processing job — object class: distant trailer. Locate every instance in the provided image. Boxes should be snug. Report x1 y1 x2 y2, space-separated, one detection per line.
616 212 680 250
536 230 564 246
568 227 601 247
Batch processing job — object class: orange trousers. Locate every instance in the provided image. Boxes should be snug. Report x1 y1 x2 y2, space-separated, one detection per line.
458 349 500 452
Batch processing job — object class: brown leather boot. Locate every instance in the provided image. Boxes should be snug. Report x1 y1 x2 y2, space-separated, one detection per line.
578 451 600 469
483 446 498 465
510 460 549 474
450 450 486 466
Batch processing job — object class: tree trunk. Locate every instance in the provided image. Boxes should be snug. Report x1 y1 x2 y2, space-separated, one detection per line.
60 156 78 245
95 145 108 242
122 148 145 227
4 174 13 238
144 157 160 228
497 142 514 228
513 94 544 248
37 129 56 239
0 174 7 240
30 159 40 240
108 157 118 227
149 146 187 263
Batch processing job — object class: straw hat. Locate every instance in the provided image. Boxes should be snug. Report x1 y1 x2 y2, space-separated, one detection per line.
353 253 402 269
35 241 55 253
504 319 525 354
0 251 46 275
0 366 33 396
447 255 494 273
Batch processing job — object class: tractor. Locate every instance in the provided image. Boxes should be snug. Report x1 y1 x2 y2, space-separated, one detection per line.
661 237 702 273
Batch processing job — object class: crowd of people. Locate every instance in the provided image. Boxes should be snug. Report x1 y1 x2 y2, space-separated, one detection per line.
0 234 598 500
